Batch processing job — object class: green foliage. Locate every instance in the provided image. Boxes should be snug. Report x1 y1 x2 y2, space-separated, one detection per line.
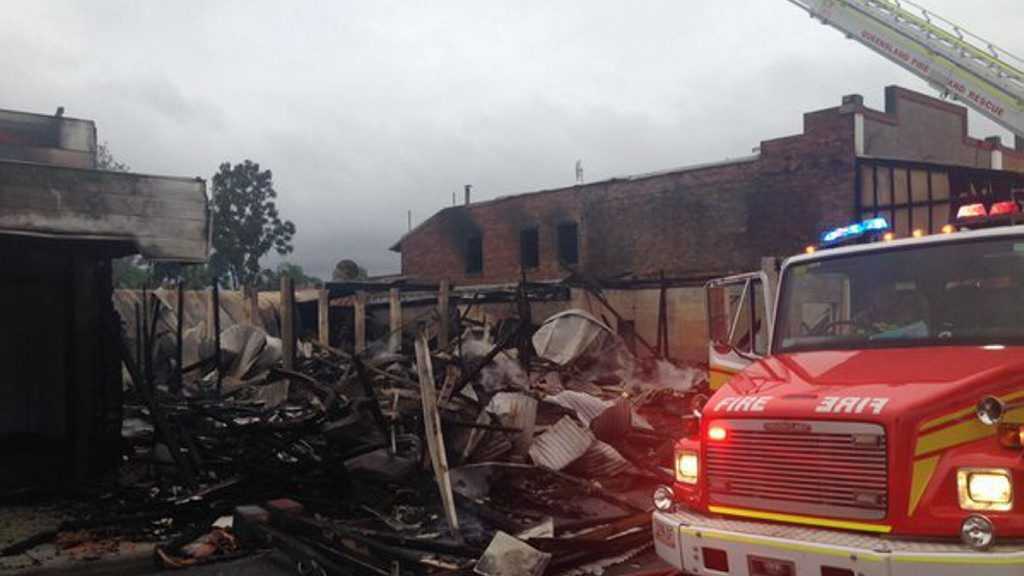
152 262 216 289
259 262 323 290
332 259 368 281
112 256 149 288
210 161 296 288
96 142 130 172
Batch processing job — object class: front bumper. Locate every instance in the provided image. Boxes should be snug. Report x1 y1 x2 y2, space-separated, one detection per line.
653 508 1024 576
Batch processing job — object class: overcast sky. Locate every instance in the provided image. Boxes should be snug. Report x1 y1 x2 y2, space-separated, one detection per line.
3 1 1019 277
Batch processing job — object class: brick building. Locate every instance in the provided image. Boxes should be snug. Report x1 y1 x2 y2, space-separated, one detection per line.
391 86 1024 361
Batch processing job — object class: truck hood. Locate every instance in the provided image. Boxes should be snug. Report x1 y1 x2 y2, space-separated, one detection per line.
704 346 1024 422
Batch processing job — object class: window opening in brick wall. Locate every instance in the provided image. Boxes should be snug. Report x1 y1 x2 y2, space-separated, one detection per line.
859 163 951 235
466 235 483 274
520 228 539 269
557 222 579 265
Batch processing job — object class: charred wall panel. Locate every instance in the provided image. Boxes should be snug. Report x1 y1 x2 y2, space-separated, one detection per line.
0 236 122 490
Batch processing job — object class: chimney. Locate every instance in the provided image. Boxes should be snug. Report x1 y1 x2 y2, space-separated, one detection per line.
464 184 472 206
840 94 864 113
1017 135 1024 153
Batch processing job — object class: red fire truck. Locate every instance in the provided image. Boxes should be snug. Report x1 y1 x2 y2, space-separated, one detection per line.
652 203 1024 574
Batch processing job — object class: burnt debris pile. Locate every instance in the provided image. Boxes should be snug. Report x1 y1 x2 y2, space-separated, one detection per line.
1 300 706 576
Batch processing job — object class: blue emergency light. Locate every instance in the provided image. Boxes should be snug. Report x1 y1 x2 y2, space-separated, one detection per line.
821 217 889 244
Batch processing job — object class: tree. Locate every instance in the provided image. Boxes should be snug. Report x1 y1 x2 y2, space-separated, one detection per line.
100 143 146 288
209 161 296 288
152 261 215 289
96 141 130 172
112 256 149 288
332 259 368 281
259 262 323 290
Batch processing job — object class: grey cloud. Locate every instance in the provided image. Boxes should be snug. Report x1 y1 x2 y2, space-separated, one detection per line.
2 0 1020 279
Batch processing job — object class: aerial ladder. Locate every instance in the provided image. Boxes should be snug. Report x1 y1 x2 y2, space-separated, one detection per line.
787 0 1024 142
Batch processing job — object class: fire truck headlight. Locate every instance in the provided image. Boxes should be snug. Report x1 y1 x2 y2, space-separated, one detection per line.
653 485 675 511
676 451 698 484
977 396 1005 426
961 515 995 549
958 469 1013 511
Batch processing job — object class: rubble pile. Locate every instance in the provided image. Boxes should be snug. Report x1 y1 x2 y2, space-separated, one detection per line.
1 308 706 575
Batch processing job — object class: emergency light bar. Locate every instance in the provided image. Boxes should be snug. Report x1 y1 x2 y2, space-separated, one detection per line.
991 201 1020 216
821 217 889 245
957 203 988 219
956 201 1022 220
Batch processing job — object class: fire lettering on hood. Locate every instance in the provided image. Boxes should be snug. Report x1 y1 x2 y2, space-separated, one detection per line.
714 396 772 413
815 396 889 415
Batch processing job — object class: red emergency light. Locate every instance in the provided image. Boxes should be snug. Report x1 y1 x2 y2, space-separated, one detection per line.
990 201 1020 216
708 426 728 441
957 203 987 219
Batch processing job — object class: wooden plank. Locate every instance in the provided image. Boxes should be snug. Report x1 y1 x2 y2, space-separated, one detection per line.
0 207 208 237
175 281 184 395
134 238 208 262
247 286 260 327
0 223 209 262
414 329 460 538
0 184 206 219
213 280 222 396
354 291 367 354
0 147 94 169
205 288 216 341
318 288 330 347
0 161 204 199
107 314 197 487
388 287 401 353
0 160 209 261
71 253 97 481
281 276 296 370
438 279 450 349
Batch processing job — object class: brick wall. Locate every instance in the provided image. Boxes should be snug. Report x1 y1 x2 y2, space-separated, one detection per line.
583 107 856 278
398 187 586 285
861 86 1024 172
398 97 857 283
393 86 1024 363
396 86 1023 285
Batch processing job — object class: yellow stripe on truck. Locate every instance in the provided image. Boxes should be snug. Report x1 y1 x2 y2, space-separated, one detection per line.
708 367 735 391
907 455 939 516
921 388 1024 432
916 405 1024 457
708 505 892 534
915 418 992 457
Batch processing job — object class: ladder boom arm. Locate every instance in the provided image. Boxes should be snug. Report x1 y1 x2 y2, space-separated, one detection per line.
788 0 1024 138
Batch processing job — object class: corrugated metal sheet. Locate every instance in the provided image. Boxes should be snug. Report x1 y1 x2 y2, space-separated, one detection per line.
531 309 614 366
590 397 632 444
567 440 632 478
528 416 594 471
545 391 612 426
486 392 538 456
467 430 514 464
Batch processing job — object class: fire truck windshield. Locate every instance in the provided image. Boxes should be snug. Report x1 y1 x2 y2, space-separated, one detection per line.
775 237 1024 353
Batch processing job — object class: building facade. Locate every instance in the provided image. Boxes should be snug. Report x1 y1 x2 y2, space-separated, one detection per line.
394 86 1024 285
392 87 1024 362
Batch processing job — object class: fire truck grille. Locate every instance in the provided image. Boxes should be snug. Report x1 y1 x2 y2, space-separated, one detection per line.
705 420 888 520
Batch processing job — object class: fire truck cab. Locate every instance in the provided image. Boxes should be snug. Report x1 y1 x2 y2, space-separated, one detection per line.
653 214 1024 575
